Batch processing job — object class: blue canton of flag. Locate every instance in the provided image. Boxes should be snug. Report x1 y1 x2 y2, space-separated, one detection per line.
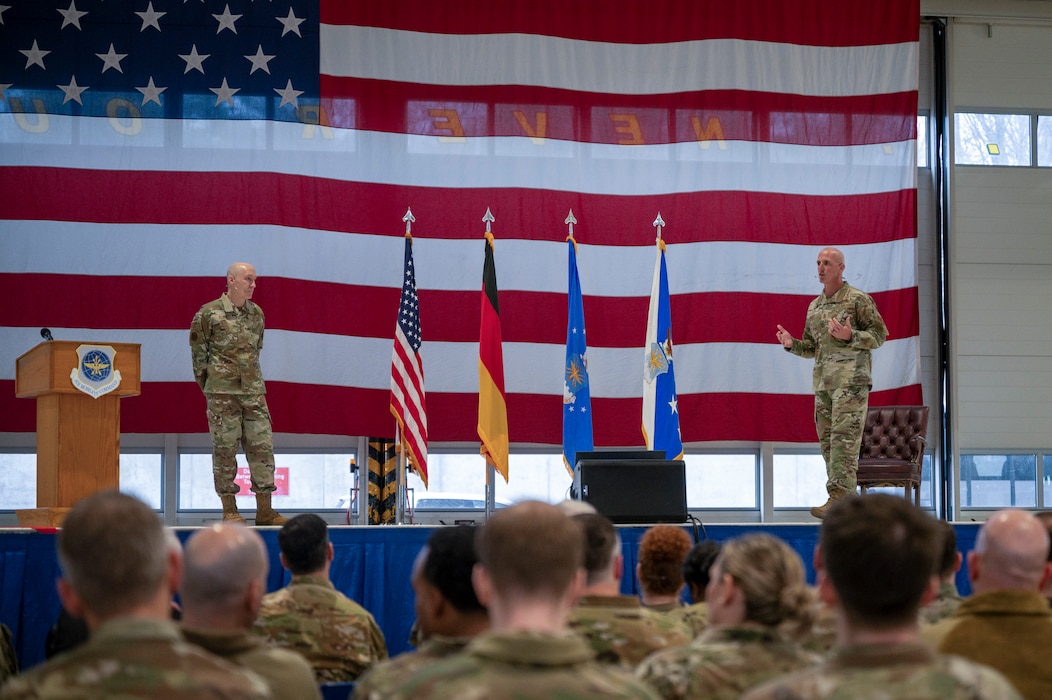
0 0 319 122
642 239 683 459
563 235 593 474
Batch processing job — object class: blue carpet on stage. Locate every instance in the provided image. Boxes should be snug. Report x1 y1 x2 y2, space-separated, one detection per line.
0 522 980 673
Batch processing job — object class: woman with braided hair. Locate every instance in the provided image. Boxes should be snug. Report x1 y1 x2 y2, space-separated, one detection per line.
636 533 821 700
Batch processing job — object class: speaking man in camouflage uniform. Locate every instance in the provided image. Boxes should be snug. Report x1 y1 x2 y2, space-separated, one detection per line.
354 526 489 699
776 247 887 519
380 502 659 700
190 262 286 525
0 491 271 700
253 514 387 682
568 513 691 669
742 494 1023 700
180 523 320 700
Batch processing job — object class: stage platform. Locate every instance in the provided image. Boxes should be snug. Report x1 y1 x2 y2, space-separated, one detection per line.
0 522 980 673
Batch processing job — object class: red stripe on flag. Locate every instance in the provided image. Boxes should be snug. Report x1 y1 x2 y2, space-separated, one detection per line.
323 0 920 47
0 274 919 346
1 168 917 246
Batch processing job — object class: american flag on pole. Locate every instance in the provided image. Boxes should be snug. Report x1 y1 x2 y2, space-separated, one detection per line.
0 1 921 448
390 220 428 487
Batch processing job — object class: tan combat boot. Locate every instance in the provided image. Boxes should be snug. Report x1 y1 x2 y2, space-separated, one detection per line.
809 491 848 520
255 492 288 526
221 495 246 524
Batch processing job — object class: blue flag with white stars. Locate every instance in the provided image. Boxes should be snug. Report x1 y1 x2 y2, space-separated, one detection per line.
563 236 593 474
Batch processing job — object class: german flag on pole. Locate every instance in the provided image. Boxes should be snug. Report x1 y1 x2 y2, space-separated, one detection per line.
478 212 510 482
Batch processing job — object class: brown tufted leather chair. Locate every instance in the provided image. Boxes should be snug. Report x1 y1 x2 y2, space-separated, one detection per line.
856 405 929 505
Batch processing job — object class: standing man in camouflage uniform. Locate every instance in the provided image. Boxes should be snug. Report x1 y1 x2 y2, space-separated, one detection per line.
776 247 887 519
0 491 271 700
190 262 286 525
253 514 388 682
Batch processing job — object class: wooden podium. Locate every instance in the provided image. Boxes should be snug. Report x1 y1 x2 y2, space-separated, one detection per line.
15 341 141 527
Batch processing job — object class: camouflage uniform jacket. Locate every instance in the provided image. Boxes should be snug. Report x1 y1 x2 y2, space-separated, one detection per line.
253 574 387 682
923 589 1052 700
379 629 659 700
919 581 963 626
788 283 887 391
352 636 471 700
190 293 266 395
636 623 822 700
740 641 1023 700
181 626 321 700
668 601 708 638
0 617 271 700
568 595 691 669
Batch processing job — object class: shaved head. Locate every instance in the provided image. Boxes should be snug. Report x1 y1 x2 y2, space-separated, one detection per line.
181 523 268 612
819 247 845 265
972 509 1051 592
224 262 258 306
227 262 255 279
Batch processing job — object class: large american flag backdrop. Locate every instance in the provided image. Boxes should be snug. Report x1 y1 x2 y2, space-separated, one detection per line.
0 0 921 448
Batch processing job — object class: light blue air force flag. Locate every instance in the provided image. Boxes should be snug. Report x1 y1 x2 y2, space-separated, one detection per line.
563 237 593 474
642 241 684 459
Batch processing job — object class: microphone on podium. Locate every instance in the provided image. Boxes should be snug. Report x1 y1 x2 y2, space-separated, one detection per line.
40 328 54 341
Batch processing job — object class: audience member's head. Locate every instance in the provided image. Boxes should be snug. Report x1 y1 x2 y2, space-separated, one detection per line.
56 490 178 629
276 513 332 576
818 493 941 630
412 525 488 640
682 540 721 602
934 519 963 582
1036 511 1052 602
574 513 622 588
181 523 269 630
708 533 816 641
969 508 1052 594
472 501 584 629
637 525 692 602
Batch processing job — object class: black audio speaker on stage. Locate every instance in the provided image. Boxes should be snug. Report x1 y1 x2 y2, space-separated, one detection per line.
572 451 687 524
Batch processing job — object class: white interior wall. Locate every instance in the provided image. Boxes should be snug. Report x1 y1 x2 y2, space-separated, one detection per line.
938 8 1052 450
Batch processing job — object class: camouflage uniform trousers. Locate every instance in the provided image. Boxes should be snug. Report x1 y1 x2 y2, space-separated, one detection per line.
814 384 868 497
207 393 275 496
